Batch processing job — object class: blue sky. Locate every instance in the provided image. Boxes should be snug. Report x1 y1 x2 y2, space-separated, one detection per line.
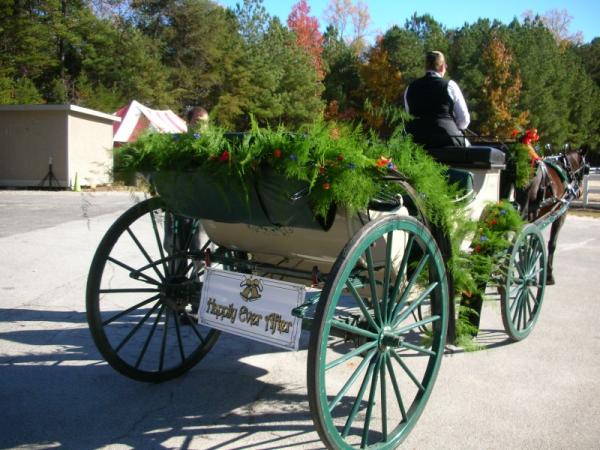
217 0 599 43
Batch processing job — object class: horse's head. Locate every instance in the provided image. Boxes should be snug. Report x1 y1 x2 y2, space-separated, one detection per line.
563 146 590 197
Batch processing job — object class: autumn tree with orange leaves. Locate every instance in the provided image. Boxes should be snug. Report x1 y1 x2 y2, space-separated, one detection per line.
287 0 325 80
359 37 404 133
477 35 528 138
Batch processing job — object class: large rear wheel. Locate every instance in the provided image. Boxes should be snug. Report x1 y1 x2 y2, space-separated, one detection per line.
86 197 220 382
308 216 448 449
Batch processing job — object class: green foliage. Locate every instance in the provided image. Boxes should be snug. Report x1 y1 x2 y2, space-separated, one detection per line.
115 121 466 230
505 142 535 188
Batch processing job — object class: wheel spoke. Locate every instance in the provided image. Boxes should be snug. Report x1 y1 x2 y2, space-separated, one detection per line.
525 290 533 321
181 311 207 345
528 288 539 307
360 355 382 448
387 235 415 319
150 209 169 276
381 231 394 324
159 308 170 371
399 340 436 357
380 352 388 442
342 356 378 438
326 339 378 371
106 256 161 286
345 280 380 332
393 315 440 335
386 352 408 422
102 294 161 326
114 301 161 352
391 281 437 328
100 288 160 294
390 350 426 392
515 291 524 330
126 227 165 282
365 247 382 325
509 285 524 311
328 348 377 412
520 292 529 329
389 254 430 323
135 303 165 369
331 319 379 341
173 310 186 364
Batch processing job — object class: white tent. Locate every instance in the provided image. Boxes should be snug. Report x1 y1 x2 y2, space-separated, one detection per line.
113 100 187 143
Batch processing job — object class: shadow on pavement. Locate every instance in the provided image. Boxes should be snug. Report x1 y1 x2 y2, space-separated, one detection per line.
0 308 318 449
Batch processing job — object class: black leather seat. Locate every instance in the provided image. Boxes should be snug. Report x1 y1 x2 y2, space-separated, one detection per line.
426 146 506 170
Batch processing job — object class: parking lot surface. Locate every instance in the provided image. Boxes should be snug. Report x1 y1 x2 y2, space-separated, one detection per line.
1 190 599 449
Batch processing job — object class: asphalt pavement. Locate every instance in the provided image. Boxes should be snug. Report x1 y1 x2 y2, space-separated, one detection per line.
0 190 599 449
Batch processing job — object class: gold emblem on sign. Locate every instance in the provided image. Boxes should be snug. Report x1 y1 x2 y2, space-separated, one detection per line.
240 276 263 302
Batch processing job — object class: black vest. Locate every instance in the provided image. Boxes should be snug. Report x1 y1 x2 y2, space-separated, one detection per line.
406 73 465 148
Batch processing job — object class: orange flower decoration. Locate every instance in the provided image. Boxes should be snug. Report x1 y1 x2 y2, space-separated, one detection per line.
376 156 392 168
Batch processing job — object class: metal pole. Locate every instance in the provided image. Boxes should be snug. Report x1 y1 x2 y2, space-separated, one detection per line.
583 175 589 208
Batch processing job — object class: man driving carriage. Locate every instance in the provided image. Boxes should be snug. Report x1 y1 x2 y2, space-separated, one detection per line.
404 51 471 148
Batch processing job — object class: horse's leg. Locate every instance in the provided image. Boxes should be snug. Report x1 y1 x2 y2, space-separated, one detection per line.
546 213 566 285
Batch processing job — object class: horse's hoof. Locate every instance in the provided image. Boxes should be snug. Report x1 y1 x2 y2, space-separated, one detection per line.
546 275 555 285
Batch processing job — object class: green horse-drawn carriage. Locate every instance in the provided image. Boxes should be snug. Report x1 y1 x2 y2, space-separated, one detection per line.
86 137 585 449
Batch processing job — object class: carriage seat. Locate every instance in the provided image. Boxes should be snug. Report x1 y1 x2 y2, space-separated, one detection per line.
425 146 506 170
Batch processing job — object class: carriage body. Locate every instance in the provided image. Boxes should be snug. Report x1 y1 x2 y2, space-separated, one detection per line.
87 137 570 449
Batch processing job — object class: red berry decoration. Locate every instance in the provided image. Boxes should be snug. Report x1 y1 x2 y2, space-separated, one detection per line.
337 154 345 161
219 150 230 162
322 182 331 190
274 148 282 158
319 166 326 175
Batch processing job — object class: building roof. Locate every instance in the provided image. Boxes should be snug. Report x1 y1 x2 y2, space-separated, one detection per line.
0 104 121 122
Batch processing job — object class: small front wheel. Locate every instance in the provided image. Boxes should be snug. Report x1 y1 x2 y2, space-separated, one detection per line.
308 216 448 449
500 223 547 341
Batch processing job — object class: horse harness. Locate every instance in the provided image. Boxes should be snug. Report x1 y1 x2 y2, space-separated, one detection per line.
536 153 584 208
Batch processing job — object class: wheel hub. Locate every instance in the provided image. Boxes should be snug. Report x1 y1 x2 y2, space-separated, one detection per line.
378 326 403 350
160 276 201 312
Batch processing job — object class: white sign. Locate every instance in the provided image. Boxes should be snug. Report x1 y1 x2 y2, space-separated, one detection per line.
199 268 305 351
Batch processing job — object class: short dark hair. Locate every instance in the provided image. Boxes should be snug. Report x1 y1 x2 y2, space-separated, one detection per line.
425 51 446 71
186 106 208 124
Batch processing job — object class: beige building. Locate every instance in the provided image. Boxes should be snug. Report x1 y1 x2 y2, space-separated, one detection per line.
0 104 120 188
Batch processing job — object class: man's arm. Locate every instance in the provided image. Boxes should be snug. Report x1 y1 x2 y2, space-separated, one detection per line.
448 80 470 130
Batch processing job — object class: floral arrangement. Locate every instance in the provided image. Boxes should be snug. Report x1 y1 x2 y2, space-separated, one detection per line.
452 200 524 347
505 127 541 189
115 120 459 222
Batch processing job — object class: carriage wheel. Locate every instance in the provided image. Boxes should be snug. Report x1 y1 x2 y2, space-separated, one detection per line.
308 216 448 449
500 223 547 341
86 197 220 382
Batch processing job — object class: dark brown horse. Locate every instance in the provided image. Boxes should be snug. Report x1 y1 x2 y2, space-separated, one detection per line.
515 147 589 284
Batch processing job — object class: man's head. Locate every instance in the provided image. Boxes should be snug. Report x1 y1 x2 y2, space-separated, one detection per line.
186 106 209 127
425 51 446 75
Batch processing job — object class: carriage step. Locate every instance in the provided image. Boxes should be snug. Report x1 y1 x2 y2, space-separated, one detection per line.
292 291 321 319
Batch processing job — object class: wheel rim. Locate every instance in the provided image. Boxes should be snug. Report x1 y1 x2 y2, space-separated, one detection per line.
309 216 448 449
86 198 219 381
502 224 547 341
